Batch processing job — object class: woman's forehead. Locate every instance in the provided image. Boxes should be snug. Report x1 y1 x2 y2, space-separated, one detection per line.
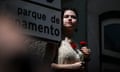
64 10 76 16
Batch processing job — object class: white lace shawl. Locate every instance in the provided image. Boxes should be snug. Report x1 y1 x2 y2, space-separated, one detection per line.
58 38 84 64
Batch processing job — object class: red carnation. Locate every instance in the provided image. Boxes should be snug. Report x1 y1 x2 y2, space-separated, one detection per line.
70 42 77 49
80 41 87 46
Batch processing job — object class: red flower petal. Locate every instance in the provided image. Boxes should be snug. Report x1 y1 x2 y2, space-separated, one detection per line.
70 43 77 49
80 41 87 45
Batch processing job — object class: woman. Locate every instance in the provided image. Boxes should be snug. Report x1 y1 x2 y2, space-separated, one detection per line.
51 8 90 72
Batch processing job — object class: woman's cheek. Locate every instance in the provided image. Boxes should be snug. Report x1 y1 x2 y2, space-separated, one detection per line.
72 19 77 24
63 19 67 25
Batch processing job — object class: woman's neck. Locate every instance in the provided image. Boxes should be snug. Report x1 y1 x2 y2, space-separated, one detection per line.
63 27 74 38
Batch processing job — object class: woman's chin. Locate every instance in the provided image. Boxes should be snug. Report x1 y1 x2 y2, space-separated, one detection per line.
65 26 73 29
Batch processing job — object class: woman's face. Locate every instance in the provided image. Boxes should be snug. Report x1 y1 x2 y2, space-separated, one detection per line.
63 10 77 31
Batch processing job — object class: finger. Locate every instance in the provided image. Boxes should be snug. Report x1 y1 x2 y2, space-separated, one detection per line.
81 46 88 49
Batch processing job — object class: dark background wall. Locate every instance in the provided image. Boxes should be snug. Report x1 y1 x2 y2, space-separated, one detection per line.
88 0 120 72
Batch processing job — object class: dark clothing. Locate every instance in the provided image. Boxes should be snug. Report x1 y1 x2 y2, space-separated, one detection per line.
53 69 85 72
7 54 31 72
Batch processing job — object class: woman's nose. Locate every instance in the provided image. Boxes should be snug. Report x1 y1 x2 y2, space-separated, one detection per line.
68 18 72 21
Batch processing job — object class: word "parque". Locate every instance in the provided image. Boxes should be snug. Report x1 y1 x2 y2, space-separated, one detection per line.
18 8 46 21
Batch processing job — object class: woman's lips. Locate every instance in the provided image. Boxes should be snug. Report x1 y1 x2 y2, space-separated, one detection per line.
68 21 72 24
64 22 73 28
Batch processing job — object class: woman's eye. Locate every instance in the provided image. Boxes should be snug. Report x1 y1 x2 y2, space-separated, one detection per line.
64 15 69 18
63 15 77 19
71 16 77 19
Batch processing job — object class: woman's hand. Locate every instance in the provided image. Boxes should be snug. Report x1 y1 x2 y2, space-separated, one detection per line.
80 46 91 55
80 46 91 59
